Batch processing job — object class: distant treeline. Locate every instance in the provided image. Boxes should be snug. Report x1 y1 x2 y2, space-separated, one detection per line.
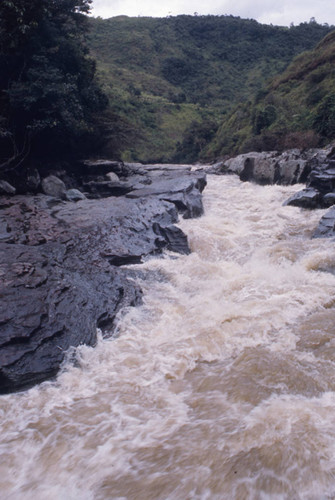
88 15 333 162
1 8 334 172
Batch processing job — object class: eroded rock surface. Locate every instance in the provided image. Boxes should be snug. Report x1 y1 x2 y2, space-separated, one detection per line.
211 150 311 185
0 163 206 393
210 145 335 237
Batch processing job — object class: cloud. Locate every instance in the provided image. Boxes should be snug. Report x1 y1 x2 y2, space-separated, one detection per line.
91 0 335 26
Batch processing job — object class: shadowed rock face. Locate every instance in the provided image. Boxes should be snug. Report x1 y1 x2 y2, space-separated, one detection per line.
0 164 206 393
210 150 312 185
283 188 321 209
209 145 335 238
313 206 335 238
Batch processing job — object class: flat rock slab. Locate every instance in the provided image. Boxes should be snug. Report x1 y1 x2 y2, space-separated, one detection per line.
0 165 206 393
126 169 207 219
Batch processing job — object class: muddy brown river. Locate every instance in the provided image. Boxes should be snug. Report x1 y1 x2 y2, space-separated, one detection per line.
2 175 335 499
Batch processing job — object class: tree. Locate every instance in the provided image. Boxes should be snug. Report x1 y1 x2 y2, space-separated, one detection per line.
0 0 107 173
313 93 335 139
173 119 218 163
252 105 277 135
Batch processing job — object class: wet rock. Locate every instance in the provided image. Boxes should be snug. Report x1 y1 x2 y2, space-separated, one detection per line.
0 180 16 195
308 162 335 195
81 159 126 177
281 147 335 209
25 168 41 193
0 162 206 393
313 206 335 238
276 157 309 185
222 150 310 185
284 188 321 209
65 188 87 202
126 170 207 219
153 223 190 255
323 192 335 207
83 180 133 198
41 175 67 199
106 172 120 182
205 160 227 175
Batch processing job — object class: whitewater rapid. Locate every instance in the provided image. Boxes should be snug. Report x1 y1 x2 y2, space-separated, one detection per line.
2 175 335 499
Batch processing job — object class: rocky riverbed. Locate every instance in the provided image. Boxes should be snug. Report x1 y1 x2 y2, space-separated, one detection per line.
210 144 335 237
2 144 335 394
0 162 206 393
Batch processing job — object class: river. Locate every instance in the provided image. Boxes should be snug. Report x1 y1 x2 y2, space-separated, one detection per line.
2 174 335 499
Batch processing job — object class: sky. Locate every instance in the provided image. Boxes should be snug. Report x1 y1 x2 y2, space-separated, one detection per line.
91 0 335 27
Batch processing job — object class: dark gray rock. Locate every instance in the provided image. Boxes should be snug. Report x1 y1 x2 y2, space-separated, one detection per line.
205 160 227 175
66 188 86 202
0 163 206 393
83 180 133 198
284 188 321 209
282 146 335 209
219 150 311 185
308 164 335 195
81 159 126 176
0 180 16 195
153 223 190 255
323 192 335 207
41 175 67 199
126 171 207 219
313 206 335 238
106 172 120 182
25 168 41 193
276 157 309 185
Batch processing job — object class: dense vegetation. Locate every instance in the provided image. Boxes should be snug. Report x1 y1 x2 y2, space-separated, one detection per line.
88 15 333 162
0 0 107 174
206 29 335 158
1 9 333 171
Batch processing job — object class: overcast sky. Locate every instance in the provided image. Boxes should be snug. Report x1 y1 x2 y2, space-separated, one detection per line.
91 0 335 27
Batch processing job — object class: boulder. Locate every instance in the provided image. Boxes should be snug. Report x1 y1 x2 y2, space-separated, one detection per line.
222 150 311 185
205 160 227 175
106 172 120 182
313 206 335 238
308 163 335 195
153 223 190 255
0 180 16 195
276 158 309 185
126 170 207 219
323 192 335 207
25 168 41 193
223 152 279 184
283 188 321 209
81 159 126 177
65 188 87 202
41 175 67 199
224 153 262 177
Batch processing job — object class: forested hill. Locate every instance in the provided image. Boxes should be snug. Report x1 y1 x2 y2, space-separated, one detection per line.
206 30 335 159
88 15 333 162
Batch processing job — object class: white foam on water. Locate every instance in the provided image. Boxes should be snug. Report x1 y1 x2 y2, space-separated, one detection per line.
1 175 335 499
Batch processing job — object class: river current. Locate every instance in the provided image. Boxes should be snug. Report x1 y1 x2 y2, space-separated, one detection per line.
2 174 335 499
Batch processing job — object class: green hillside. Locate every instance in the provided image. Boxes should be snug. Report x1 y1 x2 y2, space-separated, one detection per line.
204 30 335 159
87 15 332 162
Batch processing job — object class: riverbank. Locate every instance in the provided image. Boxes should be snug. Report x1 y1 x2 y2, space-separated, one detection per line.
2 175 335 498
2 143 335 394
0 162 206 393
209 144 335 237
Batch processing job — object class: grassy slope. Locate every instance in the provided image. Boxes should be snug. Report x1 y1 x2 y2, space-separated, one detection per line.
205 30 335 159
88 15 332 162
